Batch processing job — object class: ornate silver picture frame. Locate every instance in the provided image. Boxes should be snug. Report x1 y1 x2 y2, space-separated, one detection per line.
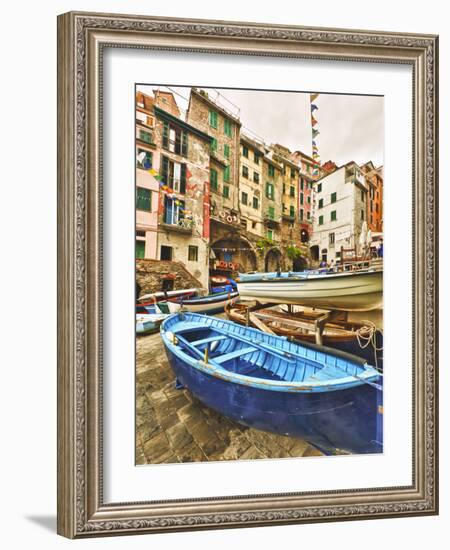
57 11 438 538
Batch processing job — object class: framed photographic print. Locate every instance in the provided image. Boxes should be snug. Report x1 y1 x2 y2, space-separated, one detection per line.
57 11 439 538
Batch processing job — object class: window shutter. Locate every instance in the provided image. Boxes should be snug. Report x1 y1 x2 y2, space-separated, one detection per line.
162 156 169 185
164 195 173 224
162 121 169 148
180 164 187 194
181 131 188 156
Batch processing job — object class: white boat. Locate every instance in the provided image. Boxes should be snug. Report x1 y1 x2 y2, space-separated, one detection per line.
136 313 169 335
236 269 382 311
167 291 239 314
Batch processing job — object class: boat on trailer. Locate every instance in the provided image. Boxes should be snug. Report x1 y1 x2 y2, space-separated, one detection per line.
167 291 239 315
236 268 383 311
161 313 383 455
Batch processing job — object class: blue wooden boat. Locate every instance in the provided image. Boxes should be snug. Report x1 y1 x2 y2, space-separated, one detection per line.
167 291 239 315
161 313 383 455
136 313 169 335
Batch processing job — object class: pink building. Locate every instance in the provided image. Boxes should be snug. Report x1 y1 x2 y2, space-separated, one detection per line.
136 92 160 259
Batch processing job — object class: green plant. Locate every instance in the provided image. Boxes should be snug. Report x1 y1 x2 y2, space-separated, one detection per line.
256 238 272 252
285 245 304 261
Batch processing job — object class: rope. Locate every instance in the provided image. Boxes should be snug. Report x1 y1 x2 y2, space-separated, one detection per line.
355 320 383 372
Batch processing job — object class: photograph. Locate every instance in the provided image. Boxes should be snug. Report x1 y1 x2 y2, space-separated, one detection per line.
135 85 384 464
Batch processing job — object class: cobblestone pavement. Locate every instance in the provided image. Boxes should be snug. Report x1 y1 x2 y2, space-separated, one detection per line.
136 329 323 465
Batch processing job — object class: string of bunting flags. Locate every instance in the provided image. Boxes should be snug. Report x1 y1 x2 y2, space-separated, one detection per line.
146 167 192 216
310 93 320 178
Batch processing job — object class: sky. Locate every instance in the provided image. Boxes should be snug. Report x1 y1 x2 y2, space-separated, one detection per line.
137 85 384 168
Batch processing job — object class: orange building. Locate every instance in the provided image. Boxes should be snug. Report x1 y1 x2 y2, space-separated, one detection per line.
361 162 383 233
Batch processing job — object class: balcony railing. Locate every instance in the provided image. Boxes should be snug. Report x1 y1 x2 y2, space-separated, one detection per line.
160 218 193 234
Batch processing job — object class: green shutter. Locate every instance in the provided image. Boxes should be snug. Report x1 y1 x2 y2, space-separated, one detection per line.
180 164 187 194
136 240 146 259
136 187 151 211
331 192 337 203
290 205 295 218
319 215 324 225
181 131 188 156
223 185 230 198
210 138 217 152
224 144 230 158
162 121 169 148
210 168 218 191
268 206 275 220
224 119 232 137
209 110 218 128
318 198 323 209
223 165 230 183
331 210 337 221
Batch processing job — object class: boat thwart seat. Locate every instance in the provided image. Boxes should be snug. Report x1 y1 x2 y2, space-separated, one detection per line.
213 346 257 364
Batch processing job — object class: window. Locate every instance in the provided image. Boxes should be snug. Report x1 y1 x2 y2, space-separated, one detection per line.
300 180 304 190
299 208 304 221
370 200 373 212
329 232 335 246
209 109 218 129
307 211 311 220
253 197 259 209
318 198 323 209
241 192 248 205
224 118 232 137
254 152 260 164
223 165 230 183
253 172 260 184
210 137 218 152
317 183 322 193
319 215 324 225
307 195 311 204
139 129 153 144
361 190 365 202
210 168 218 191
223 185 230 199
331 210 337 221
136 240 145 259
268 206 275 220
290 205 295 218
162 121 188 156
267 229 274 241
266 182 275 200
331 192 337 203
188 245 198 262
361 209 365 220
251 221 257 230
282 183 286 195
242 145 249 158
268 164 275 178
160 245 173 261
161 156 186 193
300 193 304 205
163 196 185 225
224 144 230 158
290 168 295 179
242 165 249 178
136 187 151 211
290 186 295 197
136 149 153 169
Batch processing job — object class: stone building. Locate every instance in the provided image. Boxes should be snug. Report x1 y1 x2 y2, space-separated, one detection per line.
186 89 260 275
239 134 265 239
261 150 283 271
152 103 212 289
135 91 159 259
361 161 383 233
309 161 369 265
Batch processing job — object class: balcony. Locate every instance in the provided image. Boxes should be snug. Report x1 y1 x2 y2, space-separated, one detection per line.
160 218 193 234
282 213 296 222
263 212 281 228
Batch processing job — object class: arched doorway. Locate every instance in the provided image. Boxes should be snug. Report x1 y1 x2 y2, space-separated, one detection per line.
300 228 309 244
265 248 282 272
310 245 319 262
292 256 308 271
211 237 257 274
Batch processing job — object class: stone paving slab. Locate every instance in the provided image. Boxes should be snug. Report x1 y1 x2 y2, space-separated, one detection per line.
136 330 323 465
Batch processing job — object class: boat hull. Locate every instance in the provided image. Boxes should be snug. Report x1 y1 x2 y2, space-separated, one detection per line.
164 347 382 455
237 270 382 311
168 292 238 314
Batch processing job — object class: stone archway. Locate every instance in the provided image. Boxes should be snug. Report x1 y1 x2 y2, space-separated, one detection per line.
264 248 282 272
292 255 308 272
310 245 319 262
211 236 257 274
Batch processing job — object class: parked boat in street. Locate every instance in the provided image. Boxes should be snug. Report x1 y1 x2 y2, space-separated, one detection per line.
161 313 383 455
167 291 239 315
137 288 200 306
136 313 169 335
236 268 383 311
